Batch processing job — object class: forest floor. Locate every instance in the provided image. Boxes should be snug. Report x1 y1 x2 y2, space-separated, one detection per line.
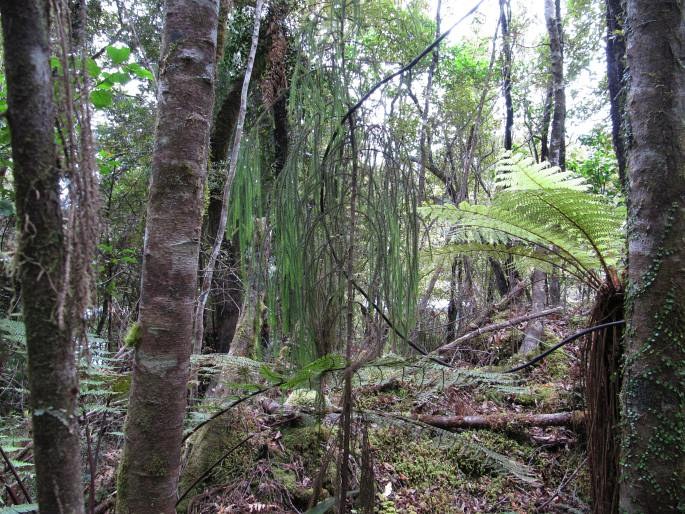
85 314 592 514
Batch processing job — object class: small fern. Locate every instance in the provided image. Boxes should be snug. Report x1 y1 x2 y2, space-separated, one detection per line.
421 153 626 289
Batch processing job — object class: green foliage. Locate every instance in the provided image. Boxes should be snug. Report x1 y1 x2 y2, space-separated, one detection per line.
567 128 621 195
420 153 626 289
88 45 154 110
106 45 131 65
123 322 141 348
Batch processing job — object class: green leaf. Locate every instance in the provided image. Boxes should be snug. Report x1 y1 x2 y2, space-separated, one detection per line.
259 364 284 384
49 56 61 71
127 62 154 81
105 71 131 84
90 89 113 109
106 45 131 65
86 58 101 78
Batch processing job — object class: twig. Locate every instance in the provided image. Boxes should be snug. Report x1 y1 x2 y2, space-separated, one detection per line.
0 444 31 503
537 456 588 511
505 320 625 373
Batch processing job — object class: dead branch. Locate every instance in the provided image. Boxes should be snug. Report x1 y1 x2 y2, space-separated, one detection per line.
436 307 562 354
413 411 584 431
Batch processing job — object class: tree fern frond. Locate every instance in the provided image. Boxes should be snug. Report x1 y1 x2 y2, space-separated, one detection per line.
420 154 625 288
495 153 589 192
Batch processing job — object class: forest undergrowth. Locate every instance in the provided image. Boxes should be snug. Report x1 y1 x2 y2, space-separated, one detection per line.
0 308 592 513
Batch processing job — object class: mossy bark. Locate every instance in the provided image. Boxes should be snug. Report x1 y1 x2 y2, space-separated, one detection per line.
0 2 85 513
116 1 220 512
620 1 685 511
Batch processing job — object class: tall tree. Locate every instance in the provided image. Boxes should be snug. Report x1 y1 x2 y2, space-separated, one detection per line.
604 0 627 187
620 0 685 511
116 1 220 511
545 0 566 169
0 2 85 512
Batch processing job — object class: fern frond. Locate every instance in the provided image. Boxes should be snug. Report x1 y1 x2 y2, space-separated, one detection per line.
495 153 588 192
420 154 625 288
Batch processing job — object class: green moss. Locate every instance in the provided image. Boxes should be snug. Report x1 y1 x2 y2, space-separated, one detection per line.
124 322 141 348
371 427 466 488
177 408 255 511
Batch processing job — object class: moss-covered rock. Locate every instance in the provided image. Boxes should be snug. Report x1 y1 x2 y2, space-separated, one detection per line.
177 407 256 512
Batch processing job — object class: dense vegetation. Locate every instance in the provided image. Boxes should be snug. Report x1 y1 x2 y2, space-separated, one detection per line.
0 0 683 513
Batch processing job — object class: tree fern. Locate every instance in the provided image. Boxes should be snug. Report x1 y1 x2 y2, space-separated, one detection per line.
421 153 625 289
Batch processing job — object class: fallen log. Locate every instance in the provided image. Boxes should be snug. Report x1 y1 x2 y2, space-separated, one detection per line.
436 306 563 354
413 410 584 431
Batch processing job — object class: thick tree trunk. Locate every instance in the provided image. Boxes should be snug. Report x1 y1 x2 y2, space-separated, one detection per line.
116 1 219 512
0 3 85 512
604 0 627 187
620 1 685 511
204 78 244 353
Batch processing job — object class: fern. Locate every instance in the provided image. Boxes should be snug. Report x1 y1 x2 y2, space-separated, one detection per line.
421 153 625 289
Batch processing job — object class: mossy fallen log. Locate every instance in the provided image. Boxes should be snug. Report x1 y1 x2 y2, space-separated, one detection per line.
413 410 584 431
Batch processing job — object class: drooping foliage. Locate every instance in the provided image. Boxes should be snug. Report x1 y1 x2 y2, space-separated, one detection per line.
421 153 625 288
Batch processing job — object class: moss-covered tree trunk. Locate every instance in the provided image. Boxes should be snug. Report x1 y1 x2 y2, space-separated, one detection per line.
116 1 220 512
0 2 85 512
620 1 685 511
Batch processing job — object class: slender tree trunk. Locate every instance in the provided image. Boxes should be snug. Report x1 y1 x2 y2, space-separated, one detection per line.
539 78 553 162
604 0 627 188
620 1 685 511
417 0 441 201
545 0 566 170
520 268 546 354
0 3 85 512
116 1 220 512
499 0 513 152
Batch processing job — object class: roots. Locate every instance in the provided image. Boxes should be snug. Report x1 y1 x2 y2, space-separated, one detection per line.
583 270 623 514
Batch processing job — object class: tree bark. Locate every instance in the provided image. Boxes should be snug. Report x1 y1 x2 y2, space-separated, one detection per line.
620 1 685 511
499 0 513 152
604 0 627 188
0 2 85 512
544 0 566 170
116 1 220 512
520 268 547 354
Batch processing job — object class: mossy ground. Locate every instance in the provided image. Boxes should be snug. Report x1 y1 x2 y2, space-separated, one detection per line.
172 333 590 513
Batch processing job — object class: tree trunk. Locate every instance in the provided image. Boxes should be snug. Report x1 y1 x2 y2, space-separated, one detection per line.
116 1 219 512
620 1 685 511
0 2 85 512
499 0 513 152
545 0 566 170
204 78 244 353
604 0 627 188
520 269 547 354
